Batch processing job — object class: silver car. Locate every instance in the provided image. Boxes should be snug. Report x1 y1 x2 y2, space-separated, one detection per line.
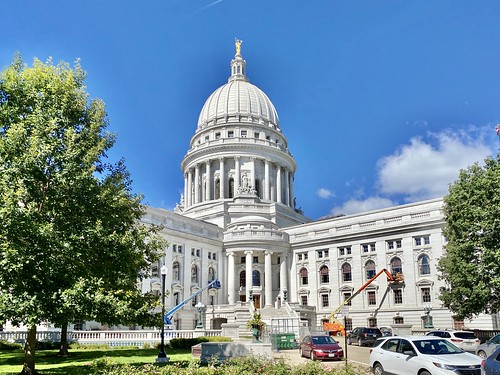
477 334 500 359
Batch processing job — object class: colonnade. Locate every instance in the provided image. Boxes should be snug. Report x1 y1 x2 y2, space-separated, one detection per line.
183 156 295 209
226 251 288 307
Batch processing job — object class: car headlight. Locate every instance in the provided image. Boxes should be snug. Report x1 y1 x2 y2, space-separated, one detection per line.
433 362 456 370
314 349 324 353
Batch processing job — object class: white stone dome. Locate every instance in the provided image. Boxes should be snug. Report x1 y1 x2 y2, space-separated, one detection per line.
197 48 280 131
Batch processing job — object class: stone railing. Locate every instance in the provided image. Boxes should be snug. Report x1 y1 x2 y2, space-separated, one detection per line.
0 329 222 347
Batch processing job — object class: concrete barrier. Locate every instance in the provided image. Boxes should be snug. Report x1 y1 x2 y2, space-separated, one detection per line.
200 342 272 364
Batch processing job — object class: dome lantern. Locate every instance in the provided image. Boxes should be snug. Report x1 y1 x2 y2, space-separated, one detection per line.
229 38 248 82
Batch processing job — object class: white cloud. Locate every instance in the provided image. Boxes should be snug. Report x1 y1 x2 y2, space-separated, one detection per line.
330 197 396 216
317 188 334 199
376 128 493 202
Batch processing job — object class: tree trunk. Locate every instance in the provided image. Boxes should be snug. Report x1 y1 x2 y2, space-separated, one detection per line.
21 324 37 375
58 323 69 356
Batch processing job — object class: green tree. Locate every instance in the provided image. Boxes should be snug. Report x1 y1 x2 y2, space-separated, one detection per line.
0 56 165 374
438 153 500 319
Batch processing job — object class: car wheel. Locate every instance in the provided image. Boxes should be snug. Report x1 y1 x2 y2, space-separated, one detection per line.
373 363 384 375
347 337 352 345
299 348 304 357
420 371 431 375
358 338 363 346
477 350 487 359
310 351 315 361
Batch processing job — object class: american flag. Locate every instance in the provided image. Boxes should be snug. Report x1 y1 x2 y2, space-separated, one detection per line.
496 124 500 136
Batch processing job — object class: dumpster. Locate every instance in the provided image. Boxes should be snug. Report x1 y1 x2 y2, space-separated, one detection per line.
270 333 296 351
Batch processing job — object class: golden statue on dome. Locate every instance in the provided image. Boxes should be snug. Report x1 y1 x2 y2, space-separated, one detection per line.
235 38 242 55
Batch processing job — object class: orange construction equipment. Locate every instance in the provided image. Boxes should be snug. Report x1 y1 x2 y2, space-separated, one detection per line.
323 269 404 336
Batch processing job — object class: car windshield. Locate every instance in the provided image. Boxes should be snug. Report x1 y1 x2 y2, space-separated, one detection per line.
312 336 336 344
414 339 463 355
454 332 477 339
365 328 381 334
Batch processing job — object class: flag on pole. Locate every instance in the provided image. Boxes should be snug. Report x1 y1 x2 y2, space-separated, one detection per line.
496 124 500 136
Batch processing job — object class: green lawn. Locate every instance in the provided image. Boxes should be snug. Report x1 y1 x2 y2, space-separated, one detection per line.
0 348 192 375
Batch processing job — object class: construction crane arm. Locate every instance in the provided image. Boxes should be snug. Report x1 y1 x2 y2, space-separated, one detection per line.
164 279 221 325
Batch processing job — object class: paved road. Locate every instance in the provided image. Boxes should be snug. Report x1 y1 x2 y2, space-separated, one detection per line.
273 342 372 370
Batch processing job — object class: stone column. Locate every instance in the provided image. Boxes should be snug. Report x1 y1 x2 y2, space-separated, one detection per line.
205 160 211 201
265 251 272 306
219 157 225 199
245 251 253 301
184 173 188 207
280 255 288 300
227 252 235 305
194 164 200 204
250 157 256 189
290 172 294 209
264 159 270 200
187 169 193 207
276 165 282 203
285 169 290 207
234 156 241 192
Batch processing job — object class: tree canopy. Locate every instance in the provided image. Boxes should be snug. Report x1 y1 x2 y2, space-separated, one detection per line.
438 153 500 319
0 56 164 374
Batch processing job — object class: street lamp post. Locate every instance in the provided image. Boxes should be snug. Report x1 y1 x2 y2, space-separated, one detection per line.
424 304 434 329
156 265 169 363
195 301 206 329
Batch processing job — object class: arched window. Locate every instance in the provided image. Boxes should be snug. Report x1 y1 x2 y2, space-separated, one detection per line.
172 262 180 281
215 179 220 199
365 260 376 279
228 178 234 198
208 267 215 282
255 179 261 198
191 264 199 283
390 257 402 275
299 268 308 285
418 254 431 275
252 270 261 286
320 265 329 283
342 263 352 282
240 271 246 287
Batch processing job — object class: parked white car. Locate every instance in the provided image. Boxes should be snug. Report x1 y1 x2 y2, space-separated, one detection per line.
370 336 482 375
426 330 481 352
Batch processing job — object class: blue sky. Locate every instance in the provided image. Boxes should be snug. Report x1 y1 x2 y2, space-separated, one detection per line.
2 1 500 220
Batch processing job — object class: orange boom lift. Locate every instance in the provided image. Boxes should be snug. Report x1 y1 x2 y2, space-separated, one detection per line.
323 269 404 336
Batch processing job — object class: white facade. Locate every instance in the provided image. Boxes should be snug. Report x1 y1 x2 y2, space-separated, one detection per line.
143 43 497 332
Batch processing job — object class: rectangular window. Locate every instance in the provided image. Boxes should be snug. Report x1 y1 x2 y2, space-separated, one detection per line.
191 296 197 307
196 249 201 257
317 250 323 258
422 287 431 303
212 253 216 261
321 294 329 308
394 317 404 324
178 245 183 253
205 135 209 142
173 244 178 252
344 318 353 331
228 130 234 138
396 240 402 248
215 132 221 139
339 248 345 256
301 295 308 306
453 318 465 330
415 237 421 246
254 132 260 138
253 256 258 263
344 292 352 306
241 130 247 137
388 241 394 250
363 243 376 253
368 291 377 305
304 253 308 260
191 248 195 256
424 236 430 245
394 289 403 304
298 254 303 261
362 244 369 253
241 257 246 263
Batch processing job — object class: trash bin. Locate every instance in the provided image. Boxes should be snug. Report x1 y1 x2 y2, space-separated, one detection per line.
270 333 296 350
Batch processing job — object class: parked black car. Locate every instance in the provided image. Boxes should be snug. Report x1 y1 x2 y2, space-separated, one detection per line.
347 327 382 346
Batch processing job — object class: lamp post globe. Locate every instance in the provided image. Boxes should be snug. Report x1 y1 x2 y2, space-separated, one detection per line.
195 301 206 329
156 265 169 362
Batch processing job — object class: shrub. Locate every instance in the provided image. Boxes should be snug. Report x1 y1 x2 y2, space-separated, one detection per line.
0 340 23 350
168 337 209 349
